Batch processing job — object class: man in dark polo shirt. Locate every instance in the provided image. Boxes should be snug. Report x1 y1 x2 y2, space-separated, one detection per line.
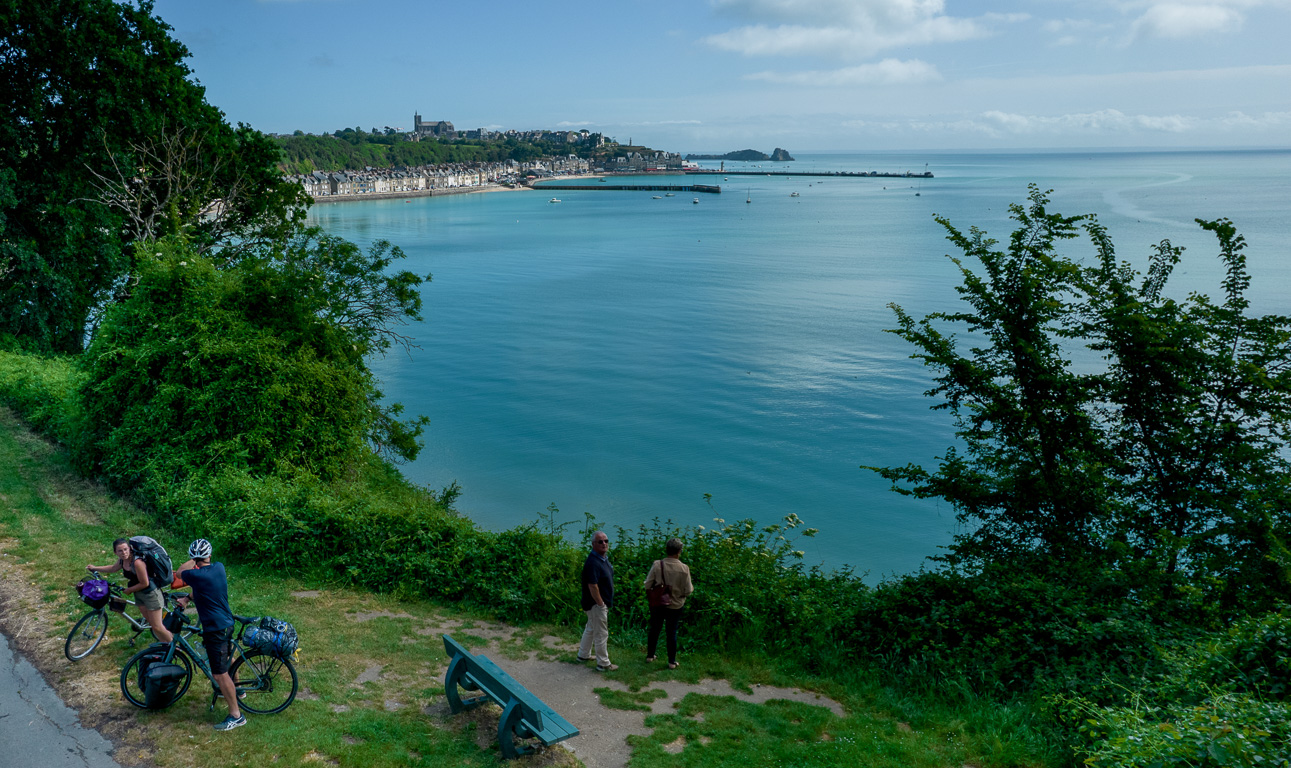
176 539 245 732
577 530 616 671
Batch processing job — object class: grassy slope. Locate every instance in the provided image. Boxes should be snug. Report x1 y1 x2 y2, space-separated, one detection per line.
0 407 1053 767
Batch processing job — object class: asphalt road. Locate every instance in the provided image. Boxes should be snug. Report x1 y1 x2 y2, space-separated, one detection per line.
0 630 122 768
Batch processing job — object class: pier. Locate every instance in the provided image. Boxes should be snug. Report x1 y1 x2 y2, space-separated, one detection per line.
532 183 722 193
685 170 932 179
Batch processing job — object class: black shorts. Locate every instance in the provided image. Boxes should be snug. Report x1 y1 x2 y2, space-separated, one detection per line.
203 627 235 675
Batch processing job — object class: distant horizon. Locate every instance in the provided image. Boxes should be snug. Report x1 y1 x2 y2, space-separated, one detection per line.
155 0 1289 154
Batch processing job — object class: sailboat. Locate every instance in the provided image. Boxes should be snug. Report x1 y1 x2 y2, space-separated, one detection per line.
746 188 751 204
915 163 927 196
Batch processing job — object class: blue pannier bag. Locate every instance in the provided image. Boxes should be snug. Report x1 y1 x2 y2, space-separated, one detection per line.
244 616 298 658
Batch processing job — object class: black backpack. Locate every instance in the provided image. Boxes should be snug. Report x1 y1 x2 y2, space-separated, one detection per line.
142 662 187 709
128 536 173 589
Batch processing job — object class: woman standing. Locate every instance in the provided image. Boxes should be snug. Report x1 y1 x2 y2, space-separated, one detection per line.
643 537 693 669
86 537 173 644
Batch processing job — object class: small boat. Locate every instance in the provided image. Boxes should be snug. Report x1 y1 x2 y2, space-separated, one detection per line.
652 195 662 199
549 198 561 203
746 188 751 204
790 192 799 197
692 198 699 204
665 193 675 197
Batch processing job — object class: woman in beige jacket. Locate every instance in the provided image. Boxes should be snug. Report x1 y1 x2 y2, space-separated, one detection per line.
643 537 694 669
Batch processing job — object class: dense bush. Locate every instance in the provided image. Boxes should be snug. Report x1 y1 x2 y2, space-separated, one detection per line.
1070 609 1291 767
77 236 428 489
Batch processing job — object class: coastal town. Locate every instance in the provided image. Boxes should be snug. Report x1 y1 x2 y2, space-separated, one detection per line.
284 113 690 202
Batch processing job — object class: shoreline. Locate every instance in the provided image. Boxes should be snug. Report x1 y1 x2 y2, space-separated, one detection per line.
307 174 596 204
305 172 676 204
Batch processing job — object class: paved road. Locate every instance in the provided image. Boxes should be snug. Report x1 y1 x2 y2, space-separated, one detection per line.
0 630 122 768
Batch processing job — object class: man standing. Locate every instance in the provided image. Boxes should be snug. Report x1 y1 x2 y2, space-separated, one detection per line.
175 539 245 732
577 530 617 671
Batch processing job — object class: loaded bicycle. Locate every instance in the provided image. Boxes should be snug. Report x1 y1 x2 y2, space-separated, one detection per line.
119 602 299 715
66 573 190 661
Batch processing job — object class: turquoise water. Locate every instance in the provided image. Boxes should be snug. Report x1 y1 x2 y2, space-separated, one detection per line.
308 149 1291 581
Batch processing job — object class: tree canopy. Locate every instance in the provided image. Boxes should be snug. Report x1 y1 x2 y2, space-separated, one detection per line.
78 234 431 489
0 0 308 353
872 186 1291 613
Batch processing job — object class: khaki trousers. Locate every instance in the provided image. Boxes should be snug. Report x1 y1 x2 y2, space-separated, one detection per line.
578 604 611 667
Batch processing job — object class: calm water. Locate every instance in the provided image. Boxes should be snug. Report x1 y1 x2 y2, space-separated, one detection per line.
309 149 1291 582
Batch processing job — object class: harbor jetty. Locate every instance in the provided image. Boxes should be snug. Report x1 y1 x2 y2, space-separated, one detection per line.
532 182 722 194
685 169 932 179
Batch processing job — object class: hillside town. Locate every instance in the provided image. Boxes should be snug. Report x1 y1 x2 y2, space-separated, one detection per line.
282 114 687 201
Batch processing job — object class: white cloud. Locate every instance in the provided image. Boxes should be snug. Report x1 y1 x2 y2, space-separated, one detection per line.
1132 3 1244 38
556 121 594 127
704 0 995 59
747 58 942 85
980 109 1195 134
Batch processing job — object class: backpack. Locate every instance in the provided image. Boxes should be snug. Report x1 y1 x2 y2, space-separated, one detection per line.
142 662 187 709
128 536 173 588
244 616 299 658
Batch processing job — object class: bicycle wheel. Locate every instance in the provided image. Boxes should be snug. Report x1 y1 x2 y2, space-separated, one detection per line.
120 645 194 709
65 609 108 661
229 650 297 714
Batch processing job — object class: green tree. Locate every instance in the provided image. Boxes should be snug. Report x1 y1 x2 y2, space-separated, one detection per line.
0 0 308 352
79 233 431 489
872 186 1291 609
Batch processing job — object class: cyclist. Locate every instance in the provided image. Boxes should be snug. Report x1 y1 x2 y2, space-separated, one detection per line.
174 538 245 732
86 537 173 644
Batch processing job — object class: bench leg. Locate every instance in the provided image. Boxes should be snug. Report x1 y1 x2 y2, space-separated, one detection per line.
498 698 537 759
444 655 487 714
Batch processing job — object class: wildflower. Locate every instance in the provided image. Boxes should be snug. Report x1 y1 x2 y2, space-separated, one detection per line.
803 528 819 537
697 525 705 532
179 261 187 266
793 551 804 558
713 518 725 524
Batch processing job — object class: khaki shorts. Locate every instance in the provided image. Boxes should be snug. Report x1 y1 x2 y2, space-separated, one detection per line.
134 586 163 611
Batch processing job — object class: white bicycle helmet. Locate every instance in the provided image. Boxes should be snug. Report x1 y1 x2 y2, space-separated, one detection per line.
188 538 213 559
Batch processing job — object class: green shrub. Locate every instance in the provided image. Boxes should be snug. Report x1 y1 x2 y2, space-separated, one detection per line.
0 348 86 442
850 559 1174 699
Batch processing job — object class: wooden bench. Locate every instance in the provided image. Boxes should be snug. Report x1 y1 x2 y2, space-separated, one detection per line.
441 634 579 759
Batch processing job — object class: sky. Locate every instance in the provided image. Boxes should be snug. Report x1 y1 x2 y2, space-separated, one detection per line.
151 0 1291 152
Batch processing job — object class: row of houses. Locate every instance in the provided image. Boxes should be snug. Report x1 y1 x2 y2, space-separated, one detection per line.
605 150 685 171
288 156 594 198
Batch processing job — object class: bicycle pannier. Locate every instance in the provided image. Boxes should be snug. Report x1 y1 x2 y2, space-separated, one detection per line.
78 578 111 609
128 536 173 589
142 662 187 709
244 616 299 658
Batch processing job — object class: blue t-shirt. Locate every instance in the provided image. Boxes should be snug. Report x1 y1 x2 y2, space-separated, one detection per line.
179 562 234 632
580 551 614 610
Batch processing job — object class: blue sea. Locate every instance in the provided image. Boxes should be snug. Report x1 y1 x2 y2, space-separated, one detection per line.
308 149 1291 582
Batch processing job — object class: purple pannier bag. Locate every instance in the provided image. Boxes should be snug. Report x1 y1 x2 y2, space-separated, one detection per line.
78 578 111 608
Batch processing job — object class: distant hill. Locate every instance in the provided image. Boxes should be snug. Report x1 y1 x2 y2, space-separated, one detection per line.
685 149 769 161
684 148 795 162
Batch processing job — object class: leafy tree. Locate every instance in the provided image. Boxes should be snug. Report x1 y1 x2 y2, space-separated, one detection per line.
0 0 308 352
872 186 1291 610
78 233 431 488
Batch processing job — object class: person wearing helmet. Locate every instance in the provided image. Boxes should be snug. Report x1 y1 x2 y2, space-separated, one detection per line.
175 539 244 731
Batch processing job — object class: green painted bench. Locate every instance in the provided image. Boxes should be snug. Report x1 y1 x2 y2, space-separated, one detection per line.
441 634 579 759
